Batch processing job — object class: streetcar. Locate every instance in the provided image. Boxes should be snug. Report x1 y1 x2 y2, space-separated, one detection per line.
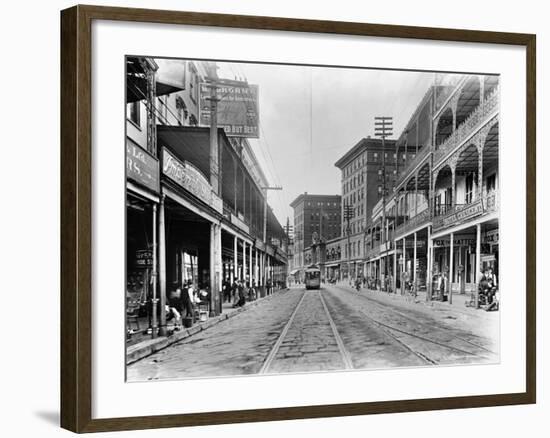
304 265 321 290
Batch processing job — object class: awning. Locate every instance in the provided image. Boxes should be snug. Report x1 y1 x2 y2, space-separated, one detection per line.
127 76 184 103
126 57 185 103
289 269 301 275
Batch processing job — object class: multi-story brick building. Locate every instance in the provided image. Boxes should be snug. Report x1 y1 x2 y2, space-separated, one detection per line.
290 193 341 278
334 137 417 280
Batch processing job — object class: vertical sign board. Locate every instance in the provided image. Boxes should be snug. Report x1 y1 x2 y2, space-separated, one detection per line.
126 139 160 193
199 79 259 138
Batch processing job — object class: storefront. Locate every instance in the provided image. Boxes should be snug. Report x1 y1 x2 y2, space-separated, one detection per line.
433 233 477 294
126 139 160 336
126 194 155 326
481 227 499 275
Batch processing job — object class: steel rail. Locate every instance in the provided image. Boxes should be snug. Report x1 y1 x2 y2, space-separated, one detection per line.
317 291 354 370
334 285 493 361
258 291 307 374
340 285 497 355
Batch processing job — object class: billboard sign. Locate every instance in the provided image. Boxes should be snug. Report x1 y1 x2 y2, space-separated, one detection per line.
199 80 259 138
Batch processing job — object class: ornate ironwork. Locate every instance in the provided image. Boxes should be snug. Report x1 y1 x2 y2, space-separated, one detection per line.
394 145 432 190
433 86 499 166
395 207 431 237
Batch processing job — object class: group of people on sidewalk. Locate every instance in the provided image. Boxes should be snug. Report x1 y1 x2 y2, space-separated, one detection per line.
166 281 210 330
344 266 498 310
221 279 274 308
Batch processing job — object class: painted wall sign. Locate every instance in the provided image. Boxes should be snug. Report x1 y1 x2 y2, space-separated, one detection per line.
162 148 223 213
199 80 259 138
433 233 476 247
126 140 160 193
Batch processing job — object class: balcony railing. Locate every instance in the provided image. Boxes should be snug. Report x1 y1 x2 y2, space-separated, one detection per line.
366 244 381 259
433 86 499 166
394 207 431 237
432 190 499 232
395 144 432 189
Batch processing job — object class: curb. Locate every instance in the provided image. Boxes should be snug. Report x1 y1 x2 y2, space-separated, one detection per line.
126 291 282 365
358 287 495 319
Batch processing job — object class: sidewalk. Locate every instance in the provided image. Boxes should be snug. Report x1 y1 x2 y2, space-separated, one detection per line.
336 282 497 320
126 290 282 365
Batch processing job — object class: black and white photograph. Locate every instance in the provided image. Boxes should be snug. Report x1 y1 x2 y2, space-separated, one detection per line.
125 57 500 381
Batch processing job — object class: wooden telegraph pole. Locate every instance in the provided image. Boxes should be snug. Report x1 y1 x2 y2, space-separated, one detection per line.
374 117 393 289
343 202 354 284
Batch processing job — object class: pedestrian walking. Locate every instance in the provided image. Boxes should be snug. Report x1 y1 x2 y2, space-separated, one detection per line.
222 279 231 303
167 286 183 329
233 281 246 308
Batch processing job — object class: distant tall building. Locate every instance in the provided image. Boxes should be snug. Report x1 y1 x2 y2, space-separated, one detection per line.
290 193 342 271
334 137 416 277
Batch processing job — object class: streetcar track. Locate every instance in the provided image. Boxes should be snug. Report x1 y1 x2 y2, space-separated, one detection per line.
259 289 354 374
258 291 307 374
335 285 498 357
360 311 490 359
318 291 354 369
324 291 437 365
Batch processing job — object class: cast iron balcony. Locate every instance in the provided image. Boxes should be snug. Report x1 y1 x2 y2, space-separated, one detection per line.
433 86 499 166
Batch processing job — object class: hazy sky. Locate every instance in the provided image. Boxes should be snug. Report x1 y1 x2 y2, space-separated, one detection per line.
215 62 434 226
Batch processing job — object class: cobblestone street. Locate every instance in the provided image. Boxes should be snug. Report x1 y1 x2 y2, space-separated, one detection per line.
127 285 499 381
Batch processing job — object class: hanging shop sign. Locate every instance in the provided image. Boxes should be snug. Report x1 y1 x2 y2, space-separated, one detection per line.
484 229 499 244
162 148 223 213
135 249 153 267
433 233 476 248
126 140 160 193
199 79 260 138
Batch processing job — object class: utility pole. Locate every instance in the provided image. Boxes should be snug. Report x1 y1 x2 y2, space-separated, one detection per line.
284 217 293 287
284 217 294 246
343 202 354 284
375 116 393 287
205 64 222 316
261 185 282 288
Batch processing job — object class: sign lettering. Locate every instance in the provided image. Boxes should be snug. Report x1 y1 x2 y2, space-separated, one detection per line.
199 81 259 138
126 140 159 193
162 148 223 213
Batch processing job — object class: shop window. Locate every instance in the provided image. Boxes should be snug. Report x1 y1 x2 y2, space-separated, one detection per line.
465 173 474 204
128 101 140 127
486 173 496 192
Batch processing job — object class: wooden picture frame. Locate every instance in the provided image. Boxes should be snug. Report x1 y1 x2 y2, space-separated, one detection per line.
60 4 536 433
